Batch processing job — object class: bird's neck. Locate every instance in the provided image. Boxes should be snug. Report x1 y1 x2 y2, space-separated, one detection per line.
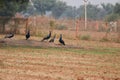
49 33 51 36
60 36 62 40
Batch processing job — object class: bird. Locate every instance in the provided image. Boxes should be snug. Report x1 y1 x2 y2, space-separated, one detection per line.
25 30 30 40
41 31 51 41
4 33 14 38
59 34 65 45
49 34 56 42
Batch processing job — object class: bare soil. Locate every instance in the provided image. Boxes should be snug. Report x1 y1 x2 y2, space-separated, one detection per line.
0 37 120 80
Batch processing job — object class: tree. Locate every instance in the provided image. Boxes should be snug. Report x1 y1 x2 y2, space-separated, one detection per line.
0 0 29 16
114 3 120 15
101 3 114 15
77 3 101 20
105 14 120 22
0 0 29 33
60 6 77 19
52 1 67 18
104 3 120 22
33 0 56 15
87 3 100 20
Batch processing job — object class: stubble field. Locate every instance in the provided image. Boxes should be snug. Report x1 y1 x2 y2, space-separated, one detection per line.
0 31 120 80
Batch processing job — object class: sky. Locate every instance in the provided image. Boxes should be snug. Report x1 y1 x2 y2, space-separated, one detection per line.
60 0 120 8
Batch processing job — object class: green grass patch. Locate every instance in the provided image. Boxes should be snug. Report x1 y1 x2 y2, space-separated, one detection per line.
43 46 120 54
0 45 120 55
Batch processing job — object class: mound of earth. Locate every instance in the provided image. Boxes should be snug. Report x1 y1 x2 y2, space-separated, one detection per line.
0 39 82 49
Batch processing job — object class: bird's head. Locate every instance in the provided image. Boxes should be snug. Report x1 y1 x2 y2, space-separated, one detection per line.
54 34 56 38
60 34 62 38
49 31 52 35
28 30 30 33
11 32 15 35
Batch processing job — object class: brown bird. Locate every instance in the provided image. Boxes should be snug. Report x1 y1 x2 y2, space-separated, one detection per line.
49 34 56 42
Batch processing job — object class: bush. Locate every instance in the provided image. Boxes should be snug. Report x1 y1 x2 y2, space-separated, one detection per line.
100 37 109 42
80 34 91 40
55 25 67 30
105 13 120 22
49 20 55 30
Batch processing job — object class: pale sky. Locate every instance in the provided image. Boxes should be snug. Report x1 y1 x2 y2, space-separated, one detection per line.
60 0 120 7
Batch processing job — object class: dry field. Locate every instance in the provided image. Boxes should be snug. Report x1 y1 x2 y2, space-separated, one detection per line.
0 31 120 80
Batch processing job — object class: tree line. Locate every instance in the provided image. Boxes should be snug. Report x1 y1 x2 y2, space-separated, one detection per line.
0 0 120 21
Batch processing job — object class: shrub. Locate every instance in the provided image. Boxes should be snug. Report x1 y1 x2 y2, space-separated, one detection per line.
55 25 67 30
80 34 91 40
49 20 55 30
105 14 120 22
100 37 109 42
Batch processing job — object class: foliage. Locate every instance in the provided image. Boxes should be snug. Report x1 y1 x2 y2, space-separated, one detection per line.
104 3 120 22
19 0 120 20
50 20 55 27
60 6 77 19
76 3 114 20
32 0 56 15
80 34 91 40
52 1 67 18
0 0 120 20
86 3 101 20
101 3 114 14
0 0 29 17
49 20 55 31
55 25 67 30
114 3 120 15
105 13 120 22
0 0 29 33
100 37 109 42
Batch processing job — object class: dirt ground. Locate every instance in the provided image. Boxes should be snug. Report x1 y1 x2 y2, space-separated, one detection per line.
0 36 120 80
0 47 120 80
